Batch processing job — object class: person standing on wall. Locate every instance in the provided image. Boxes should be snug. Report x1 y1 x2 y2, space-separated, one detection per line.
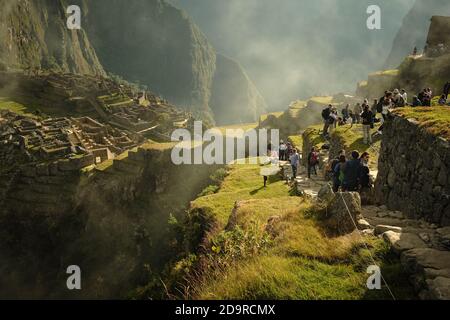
361 104 374 145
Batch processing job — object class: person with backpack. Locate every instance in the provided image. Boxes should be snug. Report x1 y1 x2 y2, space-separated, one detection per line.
307 147 319 179
321 105 332 137
361 104 374 145
333 154 347 192
342 150 361 192
326 149 345 181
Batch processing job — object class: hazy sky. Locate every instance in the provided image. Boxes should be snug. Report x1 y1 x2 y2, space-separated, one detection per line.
169 0 416 110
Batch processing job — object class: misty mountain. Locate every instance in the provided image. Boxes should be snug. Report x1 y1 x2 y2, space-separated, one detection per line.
211 54 267 125
169 0 417 110
384 0 450 68
81 0 266 125
0 0 105 75
0 0 266 125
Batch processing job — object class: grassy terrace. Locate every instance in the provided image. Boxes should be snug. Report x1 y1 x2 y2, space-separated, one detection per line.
392 107 450 140
309 96 334 105
303 123 381 170
189 161 414 299
331 123 382 170
0 97 38 117
215 122 258 135
369 69 399 77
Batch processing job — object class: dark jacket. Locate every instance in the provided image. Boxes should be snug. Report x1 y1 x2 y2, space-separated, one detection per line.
359 165 371 188
343 159 361 190
361 110 374 126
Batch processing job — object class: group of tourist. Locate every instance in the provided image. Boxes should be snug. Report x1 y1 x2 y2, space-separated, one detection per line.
278 140 296 161
327 150 372 193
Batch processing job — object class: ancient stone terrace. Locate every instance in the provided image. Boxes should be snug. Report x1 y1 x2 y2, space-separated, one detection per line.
70 116 142 163
0 110 143 170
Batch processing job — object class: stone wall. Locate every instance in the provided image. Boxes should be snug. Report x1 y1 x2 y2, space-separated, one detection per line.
375 115 450 226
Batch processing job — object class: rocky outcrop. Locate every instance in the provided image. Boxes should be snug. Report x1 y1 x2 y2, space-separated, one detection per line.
210 54 266 125
322 192 361 235
384 0 450 69
374 115 450 226
0 0 105 75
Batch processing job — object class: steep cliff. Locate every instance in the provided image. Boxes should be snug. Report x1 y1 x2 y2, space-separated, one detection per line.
0 0 105 75
210 54 266 125
384 0 450 69
0 143 220 298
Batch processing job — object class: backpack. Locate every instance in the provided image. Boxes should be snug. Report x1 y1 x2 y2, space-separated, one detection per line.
322 108 330 120
310 152 319 165
376 101 383 113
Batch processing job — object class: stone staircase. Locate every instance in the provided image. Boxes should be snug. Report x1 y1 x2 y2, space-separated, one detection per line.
359 205 450 299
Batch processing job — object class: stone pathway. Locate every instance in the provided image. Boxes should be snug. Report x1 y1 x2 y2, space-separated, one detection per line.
359 205 450 299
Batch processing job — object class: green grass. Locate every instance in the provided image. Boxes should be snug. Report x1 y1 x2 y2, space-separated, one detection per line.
309 96 334 105
331 123 382 170
0 97 38 117
393 107 450 140
190 162 290 225
215 123 258 135
370 69 399 77
186 160 415 300
288 135 303 150
303 124 327 149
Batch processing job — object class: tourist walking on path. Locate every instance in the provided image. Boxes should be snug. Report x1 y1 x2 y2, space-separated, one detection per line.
307 147 319 179
353 103 362 124
333 155 347 192
361 104 374 145
289 148 300 179
342 151 361 192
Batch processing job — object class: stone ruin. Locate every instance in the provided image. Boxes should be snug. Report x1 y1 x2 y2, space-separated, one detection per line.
0 109 143 169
